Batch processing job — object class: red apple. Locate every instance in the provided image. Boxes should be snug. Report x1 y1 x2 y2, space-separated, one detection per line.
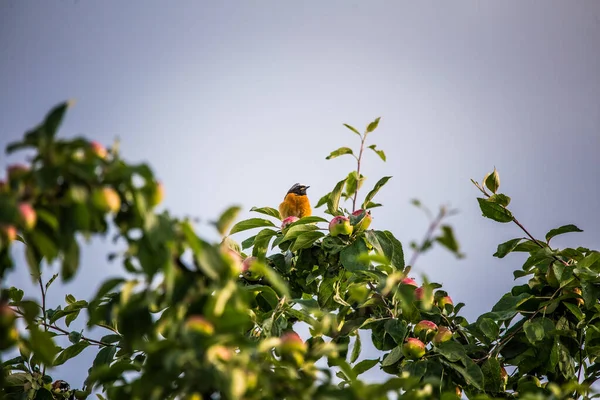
0 225 17 243
328 216 353 237
280 331 307 354
402 338 426 360
401 277 418 287
92 187 121 213
281 216 299 230
432 326 453 344
185 315 214 335
90 141 107 159
438 296 454 312
18 203 37 230
242 256 263 281
414 286 424 300
414 320 438 342
351 209 372 232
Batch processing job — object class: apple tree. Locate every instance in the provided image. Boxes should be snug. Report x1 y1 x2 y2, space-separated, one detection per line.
1 102 599 399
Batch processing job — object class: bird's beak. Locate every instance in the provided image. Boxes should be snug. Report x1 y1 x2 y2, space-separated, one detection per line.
305 186 310 189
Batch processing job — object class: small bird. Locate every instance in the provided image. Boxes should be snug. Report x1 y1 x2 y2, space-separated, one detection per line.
279 183 312 219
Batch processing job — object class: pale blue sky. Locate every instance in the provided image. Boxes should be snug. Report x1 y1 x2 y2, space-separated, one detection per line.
1 0 599 388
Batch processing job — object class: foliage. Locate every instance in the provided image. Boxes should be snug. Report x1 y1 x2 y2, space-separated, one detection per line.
0 102 598 399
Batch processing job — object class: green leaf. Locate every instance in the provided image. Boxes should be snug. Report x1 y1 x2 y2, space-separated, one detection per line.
350 332 361 363
435 225 464 258
315 192 330 209
477 198 513 223
249 206 281 220
327 178 347 216
25 245 41 280
93 346 117 368
283 223 319 241
564 302 584 321
288 215 329 226
545 224 582 243
477 318 499 340
488 193 511 207
251 229 278 257
29 327 60 365
523 318 554 343
44 101 70 139
340 239 370 271
326 147 354 160
229 218 276 235
291 231 325 252
493 238 522 258
362 176 392 209
384 319 407 344
353 358 379 375
481 358 502 393
381 347 403 367
367 230 405 271
343 123 362 136
492 292 532 312
318 278 335 309
367 144 386 162
434 341 467 362
54 341 89 366
8 286 24 302
344 171 364 199
215 206 242 236
366 117 381 133
447 358 484 390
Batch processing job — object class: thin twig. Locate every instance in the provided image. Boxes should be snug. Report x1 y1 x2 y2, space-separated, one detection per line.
351 135 367 213
409 208 446 267
38 276 47 376
10 306 119 348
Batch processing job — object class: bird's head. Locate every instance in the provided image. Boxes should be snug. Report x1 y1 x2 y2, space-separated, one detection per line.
287 183 310 196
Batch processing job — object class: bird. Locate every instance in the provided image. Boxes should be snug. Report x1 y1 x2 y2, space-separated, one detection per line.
279 183 312 219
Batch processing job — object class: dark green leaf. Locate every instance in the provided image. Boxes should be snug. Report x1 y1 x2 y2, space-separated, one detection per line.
93 346 117 368
366 117 381 133
476 198 513 223
315 192 330 209
251 229 278 257
318 278 335 309
434 341 467 362
340 239 370 271
493 238 522 258
381 346 402 367
44 101 70 139
54 341 89 366
367 144 386 162
343 123 361 136
215 206 242 236
8 286 24 302
362 176 392 209
29 327 60 365
367 230 404 271
229 218 276 235
545 224 583 243
291 231 325 252
326 147 354 160
384 319 407 344
477 318 499 340
481 358 502 393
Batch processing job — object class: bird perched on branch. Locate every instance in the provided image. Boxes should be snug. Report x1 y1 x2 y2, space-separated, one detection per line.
279 183 312 219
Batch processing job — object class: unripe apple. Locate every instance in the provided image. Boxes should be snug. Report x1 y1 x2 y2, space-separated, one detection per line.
401 277 418 287
92 187 121 213
432 326 453 344
242 256 263 281
0 225 17 243
222 247 243 273
280 331 307 366
328 216 353 237
207 344 233 362
90 141 108 159
185 315 214 335
414 320 438 342
18 203 37 230
149 181 164 207
438 295 454 312
402 337 426 360
351 209 372 232
281 216 299 230
0 303 16 328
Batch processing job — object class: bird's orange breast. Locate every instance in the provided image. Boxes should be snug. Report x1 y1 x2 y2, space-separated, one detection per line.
279 193 312 219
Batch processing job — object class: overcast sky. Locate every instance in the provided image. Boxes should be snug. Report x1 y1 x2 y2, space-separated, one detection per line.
1 0 599 389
